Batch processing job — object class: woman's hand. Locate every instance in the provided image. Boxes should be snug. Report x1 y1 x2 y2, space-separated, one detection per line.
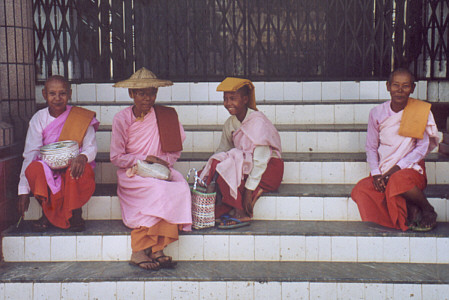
70 154 88 179
145 155 169 167
242 189 253 217
18 194 30 216
372 165 400 193
372 175 386 192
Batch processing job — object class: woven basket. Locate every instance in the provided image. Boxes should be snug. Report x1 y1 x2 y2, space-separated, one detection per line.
191 186 216 229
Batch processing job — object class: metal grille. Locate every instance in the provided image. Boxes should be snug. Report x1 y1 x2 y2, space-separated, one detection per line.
417 0 449 78
33 0 134 82
34 0 449 82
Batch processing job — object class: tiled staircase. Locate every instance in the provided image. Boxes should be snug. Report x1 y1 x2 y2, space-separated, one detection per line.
1 82 449 299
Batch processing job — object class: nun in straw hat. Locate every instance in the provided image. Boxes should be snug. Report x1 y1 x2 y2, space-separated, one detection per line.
110 67 192 271
200 77 284 229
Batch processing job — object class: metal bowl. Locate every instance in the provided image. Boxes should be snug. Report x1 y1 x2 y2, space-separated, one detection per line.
40 140 79 170
136 160 170 180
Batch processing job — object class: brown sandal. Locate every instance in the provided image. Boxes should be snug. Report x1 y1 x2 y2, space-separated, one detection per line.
32 215 52 232
68 218 85 232
129 251 160 271
68 208 85 232
129 259 160 271
411 210 437 232
153 255 177 269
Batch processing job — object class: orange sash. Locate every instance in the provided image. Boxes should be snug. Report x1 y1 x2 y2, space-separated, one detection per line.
153 105 183 152
398 98 431 139
58 106 96 146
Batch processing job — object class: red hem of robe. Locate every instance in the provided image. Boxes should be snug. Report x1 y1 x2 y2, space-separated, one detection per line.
351 163 427 231
25 161 95 229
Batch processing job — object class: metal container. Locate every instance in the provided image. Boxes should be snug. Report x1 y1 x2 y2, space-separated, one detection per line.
136 160 170 180
40 140 79 170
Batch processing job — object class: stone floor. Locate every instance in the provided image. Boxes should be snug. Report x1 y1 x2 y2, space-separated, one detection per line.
0 260 448 284
92 183 449 198
4 220 449 238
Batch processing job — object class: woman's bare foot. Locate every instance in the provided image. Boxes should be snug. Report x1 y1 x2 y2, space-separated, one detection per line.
150 250 177 268
420 208 437 229
232 209 251 222
129 250 160 271
217 209 251 229
406 203 422 227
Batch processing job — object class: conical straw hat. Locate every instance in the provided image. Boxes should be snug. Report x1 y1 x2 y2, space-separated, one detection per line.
113 67 173 89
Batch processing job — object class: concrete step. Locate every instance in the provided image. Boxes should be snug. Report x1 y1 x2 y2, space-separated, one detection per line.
0 260 447 299
3 220 449 263
22 184 449 223
92 152 449 185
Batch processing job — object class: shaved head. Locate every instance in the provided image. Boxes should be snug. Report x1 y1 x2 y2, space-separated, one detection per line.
388 68 415 84
44 75 71 92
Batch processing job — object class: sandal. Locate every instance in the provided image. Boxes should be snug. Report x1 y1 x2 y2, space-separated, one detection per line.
411 210 437 232
68 208 85 232
129 251 160 271
68 218 85 232
407 209 422 230
216 214 230 225
217 215 251 229
153 255 177 269
129 259 160 271
32 215 52 232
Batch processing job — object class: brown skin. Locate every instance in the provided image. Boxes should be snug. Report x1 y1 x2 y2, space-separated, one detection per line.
223 91 249 122
130 250 160 271
17 79 88 217
374 71 436 228
386 71 416 113
129 88 158 118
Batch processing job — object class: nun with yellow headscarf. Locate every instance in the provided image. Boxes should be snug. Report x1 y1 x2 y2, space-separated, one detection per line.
200 77 284 229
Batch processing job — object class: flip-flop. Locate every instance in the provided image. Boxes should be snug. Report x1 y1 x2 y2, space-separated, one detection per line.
411 210 437 232
32 215 52 232
216 214 230 225
68 219 86 232
153 255 177 269
217 215 250 229
410 222 437 232
129 259 160 271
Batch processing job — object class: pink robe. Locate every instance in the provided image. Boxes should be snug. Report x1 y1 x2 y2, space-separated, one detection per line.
110 106 192 231
200 111 282 199
378 110 439 174
352 105 439 231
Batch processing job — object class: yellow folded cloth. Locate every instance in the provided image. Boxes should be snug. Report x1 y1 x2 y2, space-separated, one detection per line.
398 98 431 139
217 77 257 110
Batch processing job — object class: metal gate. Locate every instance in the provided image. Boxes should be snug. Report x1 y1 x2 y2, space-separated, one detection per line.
33 0 449 82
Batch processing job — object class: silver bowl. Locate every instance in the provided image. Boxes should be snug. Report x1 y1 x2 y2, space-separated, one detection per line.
40 140 79 170
136 160 170 180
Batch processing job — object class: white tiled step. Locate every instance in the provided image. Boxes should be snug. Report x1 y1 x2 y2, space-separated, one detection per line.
23 195 449 223
37 80 427 103
1 280 448 300
93 160 449 185
96 127 369 153
3 221 449 263
79 102 380 126
95 126 444 153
